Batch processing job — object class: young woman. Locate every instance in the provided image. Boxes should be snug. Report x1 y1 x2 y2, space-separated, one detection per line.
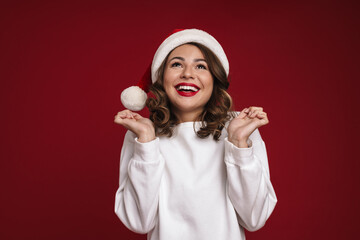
114 29 277 240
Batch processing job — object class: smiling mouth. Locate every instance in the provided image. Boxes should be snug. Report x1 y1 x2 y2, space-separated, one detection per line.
176 85 199 92
175 83 200 92
174 83 200 97
175 83 200 97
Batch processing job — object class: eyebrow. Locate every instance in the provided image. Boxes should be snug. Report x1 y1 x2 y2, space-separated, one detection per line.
168 57 207 63
169 56 185 62
194 58 206 63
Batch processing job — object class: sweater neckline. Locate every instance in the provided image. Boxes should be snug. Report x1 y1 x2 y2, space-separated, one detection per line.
176 121 201 128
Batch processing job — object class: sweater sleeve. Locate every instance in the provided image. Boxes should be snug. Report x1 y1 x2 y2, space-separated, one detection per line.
114 130 165 234
224 128 277 232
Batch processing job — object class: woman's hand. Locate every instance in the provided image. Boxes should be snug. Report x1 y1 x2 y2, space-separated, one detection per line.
227 106 269 148
114 110 156 143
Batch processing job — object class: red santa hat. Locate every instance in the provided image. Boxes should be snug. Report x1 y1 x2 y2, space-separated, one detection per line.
120 28 229 111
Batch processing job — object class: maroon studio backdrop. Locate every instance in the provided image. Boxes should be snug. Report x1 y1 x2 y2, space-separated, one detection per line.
1 0 359 239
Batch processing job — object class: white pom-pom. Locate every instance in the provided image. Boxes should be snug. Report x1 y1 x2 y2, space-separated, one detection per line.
120 86 147 111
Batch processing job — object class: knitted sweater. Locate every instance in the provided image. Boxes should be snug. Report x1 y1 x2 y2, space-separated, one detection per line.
115 121 277 240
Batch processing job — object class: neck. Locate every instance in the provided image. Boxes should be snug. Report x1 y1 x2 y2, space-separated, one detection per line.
172 108 203 123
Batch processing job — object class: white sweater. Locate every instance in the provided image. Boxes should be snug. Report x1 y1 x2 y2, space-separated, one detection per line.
115 121 277 240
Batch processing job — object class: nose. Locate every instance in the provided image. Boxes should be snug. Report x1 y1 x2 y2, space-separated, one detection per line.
180 65 194 79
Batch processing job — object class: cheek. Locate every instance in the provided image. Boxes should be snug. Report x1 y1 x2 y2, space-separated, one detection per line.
205 77 214 94
163 70 181 93
162 77 175 101
163 70 174 87
205 80 214 102
163 77 172 94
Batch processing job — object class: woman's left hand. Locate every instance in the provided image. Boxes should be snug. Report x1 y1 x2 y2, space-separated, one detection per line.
227 106 269 148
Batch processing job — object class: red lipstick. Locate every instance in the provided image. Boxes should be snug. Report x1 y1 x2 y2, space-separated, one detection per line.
175 83 200 97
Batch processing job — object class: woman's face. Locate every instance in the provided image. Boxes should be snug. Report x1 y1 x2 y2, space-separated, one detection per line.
163 44 214 122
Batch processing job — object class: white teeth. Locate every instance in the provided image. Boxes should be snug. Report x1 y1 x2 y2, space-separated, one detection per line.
176 85 199 92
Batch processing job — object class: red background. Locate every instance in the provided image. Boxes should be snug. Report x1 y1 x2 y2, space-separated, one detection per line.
1 0 359 239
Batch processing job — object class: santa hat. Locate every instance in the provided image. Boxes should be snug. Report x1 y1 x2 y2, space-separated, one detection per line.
121 28 229 111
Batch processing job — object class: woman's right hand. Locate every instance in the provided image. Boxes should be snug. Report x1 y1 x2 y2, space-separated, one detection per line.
114 110 156 143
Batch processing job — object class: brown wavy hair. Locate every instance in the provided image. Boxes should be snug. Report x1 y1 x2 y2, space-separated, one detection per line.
146 42 234 141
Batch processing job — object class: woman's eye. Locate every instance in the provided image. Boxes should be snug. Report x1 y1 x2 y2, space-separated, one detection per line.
196 64 207 70
171 62 181 67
